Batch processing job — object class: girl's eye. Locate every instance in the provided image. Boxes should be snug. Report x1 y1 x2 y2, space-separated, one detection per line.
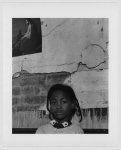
62 100 67 103
50 100 57 105
61 98 68 103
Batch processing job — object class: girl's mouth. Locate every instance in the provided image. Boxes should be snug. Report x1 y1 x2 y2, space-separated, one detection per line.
55 112 64 115
56 112 63 114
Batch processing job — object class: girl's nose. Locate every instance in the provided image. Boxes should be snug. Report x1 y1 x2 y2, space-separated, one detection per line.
56 102 62 109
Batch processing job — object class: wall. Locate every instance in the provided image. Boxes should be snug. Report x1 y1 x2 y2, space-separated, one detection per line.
12 18 108 129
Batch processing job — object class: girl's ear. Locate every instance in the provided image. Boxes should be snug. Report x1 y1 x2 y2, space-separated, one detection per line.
71 101 76 109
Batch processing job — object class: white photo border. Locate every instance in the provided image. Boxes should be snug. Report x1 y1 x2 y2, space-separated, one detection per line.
1 2 120 149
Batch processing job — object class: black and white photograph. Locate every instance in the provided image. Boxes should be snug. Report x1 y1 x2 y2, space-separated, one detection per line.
12 18 108 134
12 18 42 57
2 2 120 149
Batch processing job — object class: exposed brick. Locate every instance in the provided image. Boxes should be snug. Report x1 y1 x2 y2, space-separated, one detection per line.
18 72 69 87
14 105 40 111
12 87 21 95
22 86 34 95
12 97 19 105
24 96 46 105
20 75 40 86
38 78 45 85
34 86 40 95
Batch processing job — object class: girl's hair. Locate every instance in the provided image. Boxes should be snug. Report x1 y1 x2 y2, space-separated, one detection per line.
47 84 82 122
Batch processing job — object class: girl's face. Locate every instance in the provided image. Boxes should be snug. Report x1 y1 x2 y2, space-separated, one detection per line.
49 90 75 122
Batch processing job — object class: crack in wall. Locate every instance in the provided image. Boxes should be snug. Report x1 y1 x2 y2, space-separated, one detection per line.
29 62 76 69
78 60 106 70
84 43 106 53
42 19 69 38
21 43 107 72
19 57 107 75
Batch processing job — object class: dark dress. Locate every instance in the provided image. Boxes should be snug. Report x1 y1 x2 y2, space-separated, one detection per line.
20 23 42 55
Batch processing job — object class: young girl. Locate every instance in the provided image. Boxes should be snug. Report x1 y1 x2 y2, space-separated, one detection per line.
36 84 84 134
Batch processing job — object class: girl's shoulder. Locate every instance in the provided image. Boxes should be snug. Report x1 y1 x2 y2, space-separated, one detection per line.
69 123 84 134
70 115 84 133
36 123 53 134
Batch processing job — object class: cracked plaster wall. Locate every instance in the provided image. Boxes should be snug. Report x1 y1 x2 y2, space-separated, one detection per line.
12 18 108 128
13 18 108 74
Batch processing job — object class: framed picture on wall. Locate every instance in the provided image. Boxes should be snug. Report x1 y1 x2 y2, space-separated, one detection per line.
12 18 42 57
1 1 120 150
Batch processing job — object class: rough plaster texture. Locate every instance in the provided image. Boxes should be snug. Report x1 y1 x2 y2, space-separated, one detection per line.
12 18 108 128
12 18 108 74
64 70 108 108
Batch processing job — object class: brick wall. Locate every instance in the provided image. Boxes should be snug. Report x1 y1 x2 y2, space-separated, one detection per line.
12 72 70 128
12 71 108 129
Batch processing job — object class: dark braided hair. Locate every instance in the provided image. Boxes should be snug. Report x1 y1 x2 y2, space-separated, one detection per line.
47 84 82 122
